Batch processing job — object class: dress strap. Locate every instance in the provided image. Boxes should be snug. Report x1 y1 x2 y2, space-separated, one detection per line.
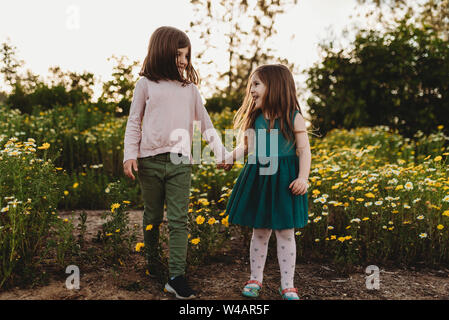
291 109 300 122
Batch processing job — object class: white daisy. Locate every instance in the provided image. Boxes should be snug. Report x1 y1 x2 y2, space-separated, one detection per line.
404 182 413 190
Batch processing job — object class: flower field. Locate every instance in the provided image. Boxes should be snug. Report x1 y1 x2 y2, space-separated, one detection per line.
0 103 448 288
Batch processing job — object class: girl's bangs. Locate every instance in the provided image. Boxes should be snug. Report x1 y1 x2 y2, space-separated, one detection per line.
178 37 190 49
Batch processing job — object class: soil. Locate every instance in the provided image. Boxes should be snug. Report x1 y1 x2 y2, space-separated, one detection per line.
1 210 448 300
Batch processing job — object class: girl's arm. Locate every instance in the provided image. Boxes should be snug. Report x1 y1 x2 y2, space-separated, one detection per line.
293 113 311 181
194 88 231 163
224 129 255 164
123 78 147 163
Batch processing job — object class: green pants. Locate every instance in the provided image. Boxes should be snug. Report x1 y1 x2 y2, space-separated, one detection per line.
137 152 192 278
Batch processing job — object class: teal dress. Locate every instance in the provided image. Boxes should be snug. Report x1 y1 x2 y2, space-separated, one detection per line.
226 110 308 230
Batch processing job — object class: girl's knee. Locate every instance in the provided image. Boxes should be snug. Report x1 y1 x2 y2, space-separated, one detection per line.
274 228 294 240
252 228 272 240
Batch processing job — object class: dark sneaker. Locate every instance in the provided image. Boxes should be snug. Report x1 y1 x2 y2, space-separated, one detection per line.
164 275 196 299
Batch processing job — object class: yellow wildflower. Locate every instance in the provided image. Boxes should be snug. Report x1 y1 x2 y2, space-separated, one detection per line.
111 203 121 213
197 198 210 206
221 215 229 227
196 215 205 225
135 242 145 252
191 238 200 245
37 142 50 150
145 224 153 231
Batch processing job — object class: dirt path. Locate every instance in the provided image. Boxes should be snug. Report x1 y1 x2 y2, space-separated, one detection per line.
1 210 448 300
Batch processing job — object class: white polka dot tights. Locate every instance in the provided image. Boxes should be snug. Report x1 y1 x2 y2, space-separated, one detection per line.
249 228 296 290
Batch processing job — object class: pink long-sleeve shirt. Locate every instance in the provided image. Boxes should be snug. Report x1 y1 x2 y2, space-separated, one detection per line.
123 77 228 164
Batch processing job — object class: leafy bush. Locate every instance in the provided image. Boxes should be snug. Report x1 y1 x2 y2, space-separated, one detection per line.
0 135 71 288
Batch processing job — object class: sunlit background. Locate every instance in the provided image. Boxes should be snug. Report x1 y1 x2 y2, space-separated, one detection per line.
1 0 448 294
1 0 374 103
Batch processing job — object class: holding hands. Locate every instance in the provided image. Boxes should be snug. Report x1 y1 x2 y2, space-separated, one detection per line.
216 161 233 171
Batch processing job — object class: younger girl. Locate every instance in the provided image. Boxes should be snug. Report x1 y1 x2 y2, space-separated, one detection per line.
123 26 228 299
222 64 311 300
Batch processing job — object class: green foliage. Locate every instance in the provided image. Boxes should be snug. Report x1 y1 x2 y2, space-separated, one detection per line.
4 65 96 115
0 136 69 288
94 182 139 265
99 55 140 117
306 20 449 139
298 125 449 269
6 82 91 114
205 92 243 113
0 39 23 86
356 0 449 40
1 40 135 117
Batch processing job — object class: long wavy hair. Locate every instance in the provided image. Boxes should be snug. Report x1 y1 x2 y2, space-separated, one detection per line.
233 64 304 150
139 26 199 85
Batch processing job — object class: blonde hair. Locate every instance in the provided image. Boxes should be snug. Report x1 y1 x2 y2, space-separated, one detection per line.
234 64 305 150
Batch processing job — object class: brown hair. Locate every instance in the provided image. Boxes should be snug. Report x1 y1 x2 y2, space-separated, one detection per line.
139 26 199 85
234 64 304 149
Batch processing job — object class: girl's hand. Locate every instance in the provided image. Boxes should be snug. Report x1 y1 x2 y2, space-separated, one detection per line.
217 161 233 171
124 159 138 180
289 177 309 195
